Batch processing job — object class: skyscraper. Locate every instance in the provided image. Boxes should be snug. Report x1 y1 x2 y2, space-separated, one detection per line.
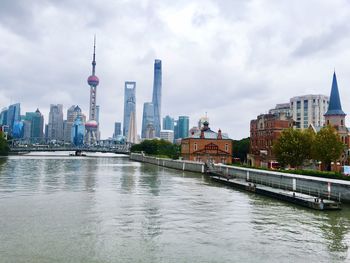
31 109 44 139
23 113 33 139
7 103 20 136
23 110 44 140
178 116 189 139
174 119 179 140
141 102 154 138
48 104 64 140
123 81 136 137
152 59 162 137
0 108 8 126
127 111 137 144
64 105 85 142
12 121 24 139
86 36 100 144
113 122 121 138
72 117 85 146
163 115 174 130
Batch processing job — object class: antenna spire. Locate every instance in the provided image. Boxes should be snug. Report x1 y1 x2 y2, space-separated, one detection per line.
92 35 96 75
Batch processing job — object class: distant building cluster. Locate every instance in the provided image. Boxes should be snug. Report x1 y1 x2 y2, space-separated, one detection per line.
0 37 104 146
248 72 350 169
0 37 228 151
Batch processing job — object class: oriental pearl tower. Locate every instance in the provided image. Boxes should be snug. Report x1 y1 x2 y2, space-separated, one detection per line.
85 36 100 144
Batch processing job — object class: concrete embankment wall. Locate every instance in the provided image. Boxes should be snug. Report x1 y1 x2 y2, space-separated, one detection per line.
130 153 350 203
130 153 204 173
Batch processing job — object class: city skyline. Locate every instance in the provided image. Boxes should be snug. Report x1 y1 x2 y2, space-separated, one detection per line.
2 1 350 139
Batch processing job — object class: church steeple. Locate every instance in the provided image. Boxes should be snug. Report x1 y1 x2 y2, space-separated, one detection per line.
325 71 346 116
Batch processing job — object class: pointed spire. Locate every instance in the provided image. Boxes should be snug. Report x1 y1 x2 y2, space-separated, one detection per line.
325 71 346 116
92 35 96 76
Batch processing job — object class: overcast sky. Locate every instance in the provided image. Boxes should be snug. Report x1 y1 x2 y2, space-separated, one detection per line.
1 0 350 140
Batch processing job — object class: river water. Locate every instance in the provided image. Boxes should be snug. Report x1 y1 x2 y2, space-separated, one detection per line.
0 154 349 263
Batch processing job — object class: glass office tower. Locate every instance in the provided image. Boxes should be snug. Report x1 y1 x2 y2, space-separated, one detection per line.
152 60 162 137
123 81 136 137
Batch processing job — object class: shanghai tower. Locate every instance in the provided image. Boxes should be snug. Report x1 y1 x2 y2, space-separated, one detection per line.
152 59 162 137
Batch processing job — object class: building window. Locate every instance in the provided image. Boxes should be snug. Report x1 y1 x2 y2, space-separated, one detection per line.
341 120 344 126
194 143 197 151
327 120 330 125
225 144 228 152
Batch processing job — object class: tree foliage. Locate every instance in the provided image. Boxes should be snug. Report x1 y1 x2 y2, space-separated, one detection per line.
0 132 9 156
232 137 250 163
131 139 180 159
273 128 314 168
312 126 344 171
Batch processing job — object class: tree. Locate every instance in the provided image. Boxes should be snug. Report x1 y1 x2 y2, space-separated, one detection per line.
232 137 250 163
273 128 314 168
312 126 344 171
130 139 180 159
0 132 9 156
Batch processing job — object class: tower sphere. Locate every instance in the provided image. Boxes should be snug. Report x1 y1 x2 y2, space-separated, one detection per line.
85 120 98 128
87 75 99 87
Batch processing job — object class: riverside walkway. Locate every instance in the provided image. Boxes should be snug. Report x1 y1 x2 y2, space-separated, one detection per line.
209 173 341 210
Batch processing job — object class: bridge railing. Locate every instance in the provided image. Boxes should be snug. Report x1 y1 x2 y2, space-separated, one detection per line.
9 143 131 153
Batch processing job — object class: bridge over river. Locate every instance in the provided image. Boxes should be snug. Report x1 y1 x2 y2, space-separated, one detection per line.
8 139 131 155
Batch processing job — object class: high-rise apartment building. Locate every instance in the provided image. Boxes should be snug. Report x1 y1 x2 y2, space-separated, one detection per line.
141 102 154 138
290 95 329 129
113 122 121 138
178 116 189 139
152 59 162 137
160 130 174 143
163 115 174 130
123 81 136 137
7 103 20 136
48 104 64 141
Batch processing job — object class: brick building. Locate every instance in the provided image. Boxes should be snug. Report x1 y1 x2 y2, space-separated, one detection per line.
248 113 292 168
181 121 232 164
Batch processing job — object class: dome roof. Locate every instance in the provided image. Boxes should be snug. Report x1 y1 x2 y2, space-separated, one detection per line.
87 75 99 86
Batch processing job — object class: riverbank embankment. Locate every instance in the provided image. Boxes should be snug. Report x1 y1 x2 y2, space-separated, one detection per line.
130 153 350 203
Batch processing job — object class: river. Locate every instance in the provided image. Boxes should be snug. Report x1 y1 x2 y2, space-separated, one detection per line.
0 153 349 262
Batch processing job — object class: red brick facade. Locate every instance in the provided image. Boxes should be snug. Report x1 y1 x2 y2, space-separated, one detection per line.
248 114 292 168
181 122 232 164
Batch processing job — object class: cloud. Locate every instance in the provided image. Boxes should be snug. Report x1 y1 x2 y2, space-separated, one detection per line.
1 0 350 140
